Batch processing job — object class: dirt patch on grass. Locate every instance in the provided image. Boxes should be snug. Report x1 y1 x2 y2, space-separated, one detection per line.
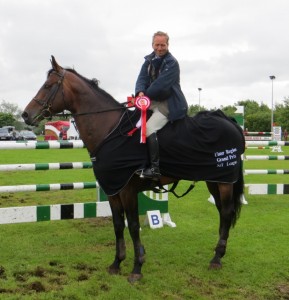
276 282 289 299
0 265 7 280
74 262 98 282
26 281 46 292
0 193 31 208
0 261 99 296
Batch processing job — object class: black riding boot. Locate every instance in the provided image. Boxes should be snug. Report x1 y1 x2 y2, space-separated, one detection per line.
141 132 161 180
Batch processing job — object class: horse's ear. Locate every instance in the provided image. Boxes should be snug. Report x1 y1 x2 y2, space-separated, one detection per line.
50 55 62 72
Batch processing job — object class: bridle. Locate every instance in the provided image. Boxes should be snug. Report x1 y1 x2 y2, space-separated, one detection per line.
32 69 131 123
32 70 66 122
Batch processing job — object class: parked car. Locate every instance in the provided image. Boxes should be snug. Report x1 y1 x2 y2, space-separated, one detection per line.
0 128 13 140
14 130 22 140
19 130 37 140
0 128 23 140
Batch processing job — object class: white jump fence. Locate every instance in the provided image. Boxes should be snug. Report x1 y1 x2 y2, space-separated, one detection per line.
244 141 289 195
0 141 174 226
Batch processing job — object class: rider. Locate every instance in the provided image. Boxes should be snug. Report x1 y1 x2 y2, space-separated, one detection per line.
135 31 188 179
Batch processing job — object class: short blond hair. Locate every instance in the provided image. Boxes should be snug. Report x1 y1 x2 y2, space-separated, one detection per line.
152 31 169 44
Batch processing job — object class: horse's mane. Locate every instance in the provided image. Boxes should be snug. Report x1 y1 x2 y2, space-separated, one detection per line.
47 68 122 107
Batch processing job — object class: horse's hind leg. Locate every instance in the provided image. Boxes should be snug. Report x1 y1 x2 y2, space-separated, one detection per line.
107 194 126 275
206 182 234 269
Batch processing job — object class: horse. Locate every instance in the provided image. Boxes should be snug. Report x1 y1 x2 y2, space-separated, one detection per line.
22 56 245 283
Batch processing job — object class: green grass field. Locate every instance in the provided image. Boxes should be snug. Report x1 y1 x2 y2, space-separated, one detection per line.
0 144 288 299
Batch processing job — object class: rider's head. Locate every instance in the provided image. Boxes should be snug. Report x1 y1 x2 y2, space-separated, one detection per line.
152 31 169 57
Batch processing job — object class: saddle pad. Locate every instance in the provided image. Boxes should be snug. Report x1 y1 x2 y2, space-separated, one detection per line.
92 109 245 195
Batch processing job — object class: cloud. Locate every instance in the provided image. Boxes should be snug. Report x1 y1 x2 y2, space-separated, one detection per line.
0 0 289 110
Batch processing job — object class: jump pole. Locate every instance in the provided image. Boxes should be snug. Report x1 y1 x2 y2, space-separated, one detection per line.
246 184 289 195
0 162 92 172
0 140 85 150
246 141 289 146
0 202 111 225
244 169 289 175
244 155 289 160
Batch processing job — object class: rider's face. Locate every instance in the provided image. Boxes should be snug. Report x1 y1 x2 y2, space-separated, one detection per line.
152 36 168 57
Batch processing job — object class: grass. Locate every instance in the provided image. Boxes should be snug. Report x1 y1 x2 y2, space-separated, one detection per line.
0 145 288 299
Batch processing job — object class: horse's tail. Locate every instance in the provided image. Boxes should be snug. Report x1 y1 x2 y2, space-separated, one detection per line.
231 160 244 227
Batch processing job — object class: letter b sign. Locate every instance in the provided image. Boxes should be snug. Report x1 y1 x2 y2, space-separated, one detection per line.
146 210 163 229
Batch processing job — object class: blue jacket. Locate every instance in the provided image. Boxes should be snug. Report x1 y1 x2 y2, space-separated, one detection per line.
135 51 188 122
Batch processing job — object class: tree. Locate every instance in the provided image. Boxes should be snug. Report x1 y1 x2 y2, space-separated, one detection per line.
187 105 200 116
275 97 289 131
187 97 289 132
0 112 15 128
187 104 214 116
221 105 238 117
0 100 26 130
235 100 271 131
245 111 271 132
0 100 22 121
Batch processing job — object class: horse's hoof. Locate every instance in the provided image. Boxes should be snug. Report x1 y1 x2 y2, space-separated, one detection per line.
108 266 120 275
127 273 143 283
209 262 222 270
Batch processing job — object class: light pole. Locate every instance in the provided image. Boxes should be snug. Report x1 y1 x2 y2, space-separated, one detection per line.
269 75 275 133
198 88 202 111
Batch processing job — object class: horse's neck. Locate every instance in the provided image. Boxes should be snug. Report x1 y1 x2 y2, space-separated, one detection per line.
72 92 122 155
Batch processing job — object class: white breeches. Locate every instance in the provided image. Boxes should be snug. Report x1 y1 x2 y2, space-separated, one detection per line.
146 107 168 137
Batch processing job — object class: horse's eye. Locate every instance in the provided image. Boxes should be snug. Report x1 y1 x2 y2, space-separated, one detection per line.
44 84 51 89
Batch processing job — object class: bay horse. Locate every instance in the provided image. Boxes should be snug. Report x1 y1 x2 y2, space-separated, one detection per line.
22 56 245 283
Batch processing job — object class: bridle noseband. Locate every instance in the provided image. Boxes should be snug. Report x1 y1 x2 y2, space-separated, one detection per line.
32 70 66 121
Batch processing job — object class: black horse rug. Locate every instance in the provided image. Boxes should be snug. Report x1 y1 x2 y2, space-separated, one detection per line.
91 109 245 196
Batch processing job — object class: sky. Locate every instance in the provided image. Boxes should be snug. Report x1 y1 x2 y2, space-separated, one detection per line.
1 0 289 111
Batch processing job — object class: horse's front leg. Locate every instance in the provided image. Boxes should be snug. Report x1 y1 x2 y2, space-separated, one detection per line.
207 182 234 269
120 188 145 283
107 195 126 275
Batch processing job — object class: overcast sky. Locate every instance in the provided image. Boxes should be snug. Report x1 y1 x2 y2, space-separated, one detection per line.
1 0 288 111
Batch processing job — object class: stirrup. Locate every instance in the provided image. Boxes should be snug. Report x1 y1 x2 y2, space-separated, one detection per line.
139 168 161 181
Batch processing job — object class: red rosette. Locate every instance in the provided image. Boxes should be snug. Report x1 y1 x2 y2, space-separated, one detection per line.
135 96 151 143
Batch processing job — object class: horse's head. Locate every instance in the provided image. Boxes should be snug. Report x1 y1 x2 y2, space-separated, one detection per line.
22 56 67 126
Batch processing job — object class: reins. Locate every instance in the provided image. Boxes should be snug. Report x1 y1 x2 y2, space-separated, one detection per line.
152 181 196 199
54 101 131 119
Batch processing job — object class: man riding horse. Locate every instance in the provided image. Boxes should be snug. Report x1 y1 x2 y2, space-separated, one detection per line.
22 54 245 282
135 31 188 180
